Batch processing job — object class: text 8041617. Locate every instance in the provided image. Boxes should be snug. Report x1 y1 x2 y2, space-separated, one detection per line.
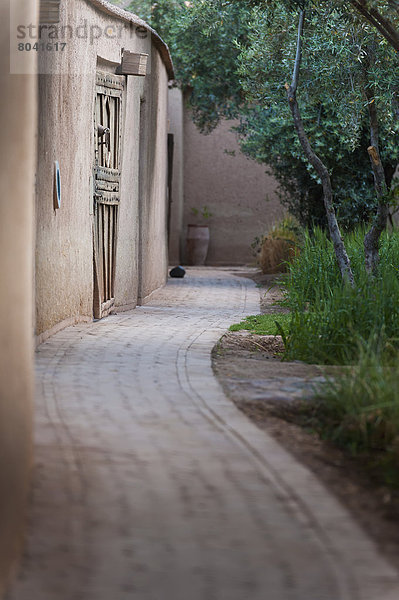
18 42 67 52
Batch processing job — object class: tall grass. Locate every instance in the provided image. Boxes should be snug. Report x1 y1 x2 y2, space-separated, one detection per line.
280 227 399 486
282 227 399 365
313 337 399 487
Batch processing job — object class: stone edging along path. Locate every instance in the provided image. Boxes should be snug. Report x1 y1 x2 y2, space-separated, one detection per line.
6 267 399 600
214 270 399 574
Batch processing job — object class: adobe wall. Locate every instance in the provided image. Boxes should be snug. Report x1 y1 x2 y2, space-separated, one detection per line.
138 50 169 303
0 0 36 593
182 114 285 265
34 0 171 339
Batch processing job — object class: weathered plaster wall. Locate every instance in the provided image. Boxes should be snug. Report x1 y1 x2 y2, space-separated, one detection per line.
35 0 171 338
138 50 169 303
183 114 285 265
0 0 36 593
35 67 94 338
167 87 184 265
114 71 143 312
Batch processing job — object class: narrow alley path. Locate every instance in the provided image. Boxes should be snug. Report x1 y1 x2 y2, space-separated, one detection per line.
7 269 399 600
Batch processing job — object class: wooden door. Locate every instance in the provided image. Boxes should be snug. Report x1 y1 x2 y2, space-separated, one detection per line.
93 71 124 319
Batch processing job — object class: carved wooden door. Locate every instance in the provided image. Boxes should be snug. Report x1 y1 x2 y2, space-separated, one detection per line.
93 71 124 319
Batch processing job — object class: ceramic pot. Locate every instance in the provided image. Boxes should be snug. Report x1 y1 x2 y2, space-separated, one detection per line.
186 224 210 265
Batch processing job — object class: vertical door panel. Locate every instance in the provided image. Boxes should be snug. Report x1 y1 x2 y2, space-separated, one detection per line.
93 71 124 319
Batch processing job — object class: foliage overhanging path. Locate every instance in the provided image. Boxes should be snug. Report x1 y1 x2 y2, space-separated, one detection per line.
138 0 399 271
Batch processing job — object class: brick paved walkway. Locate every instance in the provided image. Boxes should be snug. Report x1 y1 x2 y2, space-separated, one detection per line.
6 269 399 600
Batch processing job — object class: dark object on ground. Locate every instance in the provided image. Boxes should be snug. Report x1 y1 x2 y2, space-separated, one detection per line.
169 266 186 278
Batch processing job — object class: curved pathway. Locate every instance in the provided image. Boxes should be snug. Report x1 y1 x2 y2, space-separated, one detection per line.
7 268 399 600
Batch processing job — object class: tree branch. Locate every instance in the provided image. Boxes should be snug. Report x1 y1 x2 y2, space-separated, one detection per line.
286 11 355 286
291 10 305 93
363 72 389 274
350 0 399 50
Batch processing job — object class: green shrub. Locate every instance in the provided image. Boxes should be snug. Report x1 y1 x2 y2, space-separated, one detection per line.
253 216 303 274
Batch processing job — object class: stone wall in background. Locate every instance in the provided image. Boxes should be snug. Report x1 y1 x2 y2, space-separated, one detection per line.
182 112 285 266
